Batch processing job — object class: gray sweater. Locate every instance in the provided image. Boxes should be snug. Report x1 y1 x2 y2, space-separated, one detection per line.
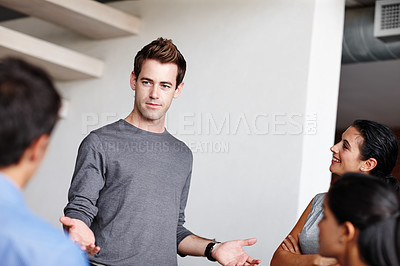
64 120 193 266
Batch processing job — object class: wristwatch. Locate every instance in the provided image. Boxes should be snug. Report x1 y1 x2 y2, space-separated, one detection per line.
205 241 221 262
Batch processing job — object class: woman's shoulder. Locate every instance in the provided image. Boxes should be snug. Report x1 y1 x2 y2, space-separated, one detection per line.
311 192 326 209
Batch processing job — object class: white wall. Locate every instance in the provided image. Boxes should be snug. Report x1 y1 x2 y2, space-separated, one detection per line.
2 0 344 264
297 0 345 216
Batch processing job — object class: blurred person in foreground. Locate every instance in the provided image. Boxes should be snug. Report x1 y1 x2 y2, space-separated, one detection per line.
319 173 400 266
0 57 88 266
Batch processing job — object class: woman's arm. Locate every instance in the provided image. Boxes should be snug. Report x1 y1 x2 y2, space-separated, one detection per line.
270 198 338 266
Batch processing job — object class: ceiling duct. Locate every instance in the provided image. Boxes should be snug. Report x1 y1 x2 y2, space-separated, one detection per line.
342 1 400 64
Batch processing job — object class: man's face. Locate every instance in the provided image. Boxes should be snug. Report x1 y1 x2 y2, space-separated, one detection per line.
131 59 183 124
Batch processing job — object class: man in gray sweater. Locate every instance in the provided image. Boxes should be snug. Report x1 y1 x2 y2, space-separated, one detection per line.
61 38 260 266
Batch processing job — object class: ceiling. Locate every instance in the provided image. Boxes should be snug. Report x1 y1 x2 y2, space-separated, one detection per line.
0 0 122 22
0 0 375 22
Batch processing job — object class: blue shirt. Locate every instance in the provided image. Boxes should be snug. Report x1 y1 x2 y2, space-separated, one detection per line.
0 174 88 266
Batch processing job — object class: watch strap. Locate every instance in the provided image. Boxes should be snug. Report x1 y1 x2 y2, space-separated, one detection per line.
205 241 220 262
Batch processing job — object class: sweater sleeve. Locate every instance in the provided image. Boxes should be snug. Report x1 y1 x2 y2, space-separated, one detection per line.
64 133 106 227
176 156 194 252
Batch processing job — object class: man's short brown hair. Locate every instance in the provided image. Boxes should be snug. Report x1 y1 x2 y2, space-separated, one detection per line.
0 57 60 167
134 37 186 87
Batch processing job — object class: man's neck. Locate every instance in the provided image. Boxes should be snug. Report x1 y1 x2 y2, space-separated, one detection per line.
125 111 165 133
0 165 27 189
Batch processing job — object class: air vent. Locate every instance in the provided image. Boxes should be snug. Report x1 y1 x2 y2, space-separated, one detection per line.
374 0 400 41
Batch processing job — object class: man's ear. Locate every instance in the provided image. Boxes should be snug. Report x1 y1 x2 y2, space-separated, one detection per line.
130 71 137 91
173 82 184 99
29 135 50 163
360 158 377 173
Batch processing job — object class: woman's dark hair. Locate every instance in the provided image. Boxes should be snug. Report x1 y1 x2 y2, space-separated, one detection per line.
352 120 399 188
328 173 400 266
0 57 61 167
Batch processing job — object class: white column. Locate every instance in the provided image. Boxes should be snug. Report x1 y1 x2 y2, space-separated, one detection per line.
297 0 346 216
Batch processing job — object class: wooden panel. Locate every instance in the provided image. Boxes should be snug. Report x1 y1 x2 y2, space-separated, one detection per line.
0 0 140 39
0 26 104 80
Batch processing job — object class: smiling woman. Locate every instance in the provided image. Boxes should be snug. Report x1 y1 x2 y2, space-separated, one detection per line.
271 119 399 266
329 126 367 176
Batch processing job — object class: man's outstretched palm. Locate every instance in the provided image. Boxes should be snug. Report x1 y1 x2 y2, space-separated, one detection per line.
213 238 261 266
60 216 100 255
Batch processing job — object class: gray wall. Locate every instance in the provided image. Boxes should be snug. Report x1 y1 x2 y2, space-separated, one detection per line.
2 0 345 264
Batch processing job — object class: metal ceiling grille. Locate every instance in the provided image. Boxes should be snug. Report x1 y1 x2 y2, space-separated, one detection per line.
381 3 400 29
374 0 400 40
